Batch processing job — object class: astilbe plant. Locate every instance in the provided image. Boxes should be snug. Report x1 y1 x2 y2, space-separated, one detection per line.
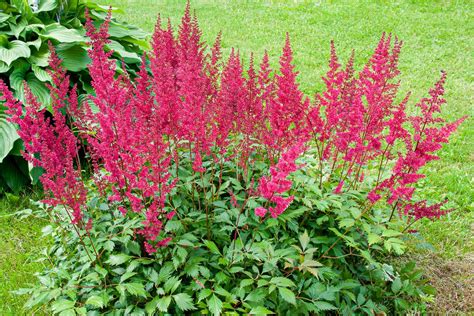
1 3 466 314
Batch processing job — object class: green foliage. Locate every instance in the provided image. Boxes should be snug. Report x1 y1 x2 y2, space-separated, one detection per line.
0 0 148 193
21 155 435 315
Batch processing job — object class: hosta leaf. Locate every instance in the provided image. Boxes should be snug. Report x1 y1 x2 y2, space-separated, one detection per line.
41 23 85 43
11 70 51 107
278 287 296 305
0 61 11 73
28 44 50 67
107 40 141 63
0 40 31 66
0 157 30 193
32 65 51 82
0 13 10 23
173 293 195 311
7 18 28 39
26 37 42 50
207 294 223 316
0 113 20 163
11 0 33 19
35 0 59 12
56 44 90 72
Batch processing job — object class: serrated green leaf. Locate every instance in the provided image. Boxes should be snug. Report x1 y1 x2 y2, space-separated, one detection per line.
249 306 274 315
123 282 147 297
382 229 402 237
367 233 382 245
163 276 181 294
314 300 337 311
299 230 310 251
278 287 296 305
156 296 172 312
85 295 104 309
204 240 221 255
173 293 195 311
207 294 223 316
270 277 295 288
106 254 131 266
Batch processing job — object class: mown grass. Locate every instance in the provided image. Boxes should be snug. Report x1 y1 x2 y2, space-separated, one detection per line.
0 0 472 314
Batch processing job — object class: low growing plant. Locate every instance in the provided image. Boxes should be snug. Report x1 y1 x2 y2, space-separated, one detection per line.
1 3 466 315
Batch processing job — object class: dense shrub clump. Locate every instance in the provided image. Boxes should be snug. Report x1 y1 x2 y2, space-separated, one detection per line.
0 3 465 315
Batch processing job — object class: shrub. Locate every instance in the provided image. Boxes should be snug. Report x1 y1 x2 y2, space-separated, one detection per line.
1 3 465 315
0 0 147 193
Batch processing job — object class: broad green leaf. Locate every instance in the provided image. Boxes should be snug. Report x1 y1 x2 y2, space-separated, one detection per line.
207 294 223 316
0 61 11 73
11 0 33 19
107 40 141 63
278 287 296 305
173 293 195 311
10 65 50 107
26 37 42 51
0 113 20 163
123 282 147 297
41 24 85 43
0 157 30 193
35 0 59 12
85 295 104 308
32 64 51 82
7 17 28 39
0 40 31 66
106 254 131 266
0 13 10 23
28 44 50 67
56 44 90 72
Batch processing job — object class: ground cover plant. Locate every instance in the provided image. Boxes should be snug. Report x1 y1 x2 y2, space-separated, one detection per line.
0 0 148 192
0 1 470 314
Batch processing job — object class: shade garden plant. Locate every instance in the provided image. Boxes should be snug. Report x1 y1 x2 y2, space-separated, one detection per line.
0 0 147 193
0 3 466 315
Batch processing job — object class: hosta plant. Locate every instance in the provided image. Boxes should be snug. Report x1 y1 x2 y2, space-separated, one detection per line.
2 3 465 315
0 0 148 192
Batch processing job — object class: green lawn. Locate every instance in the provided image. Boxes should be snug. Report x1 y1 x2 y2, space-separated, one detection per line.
0 0 472 314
